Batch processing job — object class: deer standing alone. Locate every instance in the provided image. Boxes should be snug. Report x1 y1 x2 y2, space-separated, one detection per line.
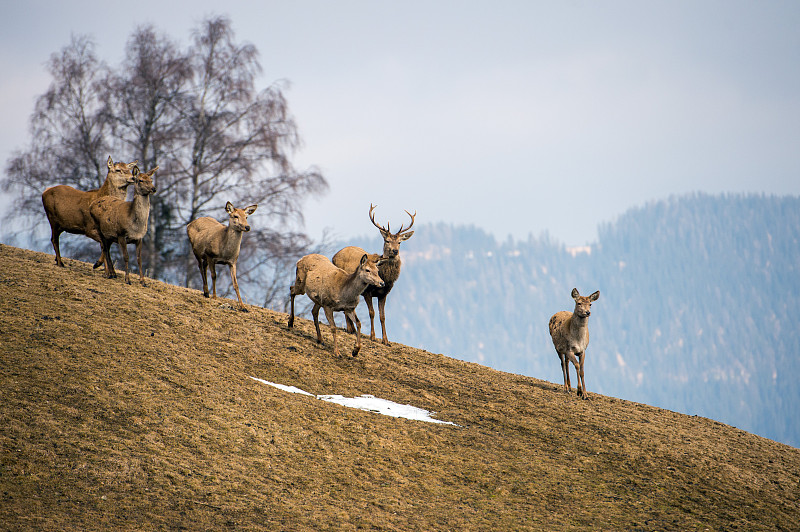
42 156 138 268
548 288 600 399
332 204 415 345
89 166 158 285
186 202 258 312
288 253 385 357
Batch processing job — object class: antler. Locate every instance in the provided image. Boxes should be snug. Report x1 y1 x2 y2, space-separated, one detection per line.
369 203 416 235
397 210 416 235
369 203 389 233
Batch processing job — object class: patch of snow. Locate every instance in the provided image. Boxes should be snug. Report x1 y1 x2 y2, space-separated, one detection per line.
249 377 314 396
249 376 458 426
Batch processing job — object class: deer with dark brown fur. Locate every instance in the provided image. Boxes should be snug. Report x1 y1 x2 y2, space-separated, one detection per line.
89 166 158 285
332 204 415 345
42 156 138 268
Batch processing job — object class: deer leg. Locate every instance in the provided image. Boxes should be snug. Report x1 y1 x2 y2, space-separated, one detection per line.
196 256 209 297
209 262 217 298
578 352 588 399
93 250 105 269
311 303 323 344
230 263 247 312
322 306 338 356
558 352 570 393
288 285 297 328
49 223 65 267
346 309 361 357
288 267 304 328
377 295 390 345
345 312 356 334
93 249 105 269
566 352 580 394
136 241 146 286
101 237 117 279
117 237 131 284
364 296 377 341
567 354 582 398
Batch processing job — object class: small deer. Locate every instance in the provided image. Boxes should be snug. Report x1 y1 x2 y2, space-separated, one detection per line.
332 204 415 345
549 288 600 399
89 166 158 285
42 156 139 268
288 253 385 357
186 202 258 312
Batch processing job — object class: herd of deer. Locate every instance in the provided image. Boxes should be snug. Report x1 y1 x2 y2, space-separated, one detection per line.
40 156 601 399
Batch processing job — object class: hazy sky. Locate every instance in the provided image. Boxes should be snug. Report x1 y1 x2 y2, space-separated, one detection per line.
1 1 798 245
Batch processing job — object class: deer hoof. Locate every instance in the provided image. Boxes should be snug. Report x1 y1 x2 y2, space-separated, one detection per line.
238 306 249 313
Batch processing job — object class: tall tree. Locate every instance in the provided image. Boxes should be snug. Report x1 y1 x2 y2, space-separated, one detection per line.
105 25 191 280
174 17 327 297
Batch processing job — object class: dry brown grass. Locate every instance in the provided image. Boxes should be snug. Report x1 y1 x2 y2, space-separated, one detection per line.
1 243 798 531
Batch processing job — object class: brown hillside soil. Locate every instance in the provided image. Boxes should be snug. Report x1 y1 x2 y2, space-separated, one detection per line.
1 243 798 531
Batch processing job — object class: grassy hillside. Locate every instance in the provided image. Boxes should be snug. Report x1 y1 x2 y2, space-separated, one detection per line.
1 243 798 531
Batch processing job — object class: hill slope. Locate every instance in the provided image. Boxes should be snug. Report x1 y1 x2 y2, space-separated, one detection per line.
1 244 798 530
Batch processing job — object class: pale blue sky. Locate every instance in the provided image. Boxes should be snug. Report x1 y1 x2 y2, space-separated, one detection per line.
1 1 798 245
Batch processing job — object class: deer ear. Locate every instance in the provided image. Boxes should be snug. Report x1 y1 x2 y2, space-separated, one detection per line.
147 166 159 177
589 291 600 302
359 253 369 266
107 156 113 169
399 230 414 241
131 166 140 177
245 205 258 215
225 201 234 213
571 288 580 299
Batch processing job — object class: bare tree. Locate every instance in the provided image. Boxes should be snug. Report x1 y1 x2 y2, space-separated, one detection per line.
104 25 192 281
173 16 327 302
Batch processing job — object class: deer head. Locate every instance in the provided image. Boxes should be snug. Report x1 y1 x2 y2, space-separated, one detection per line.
225 201 258 232
107 155 139 190
134 166 158 196
369 203 416 259
571 288 600 318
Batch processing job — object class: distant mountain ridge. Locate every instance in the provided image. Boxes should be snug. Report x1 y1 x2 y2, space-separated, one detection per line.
345 193 800 447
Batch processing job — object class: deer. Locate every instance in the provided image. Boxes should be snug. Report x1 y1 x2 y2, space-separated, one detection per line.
42 156 139 268
548 288 600 399
332 204 415 346
186 202 258 312
89 166 158 286
288 253 385 357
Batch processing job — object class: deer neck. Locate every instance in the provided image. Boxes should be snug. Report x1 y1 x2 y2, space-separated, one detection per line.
220 223 244 257
342 270 370 303
379 254 401 285
569 312 589 334
96 175 114 197
127 192 151 236
98 172 128 198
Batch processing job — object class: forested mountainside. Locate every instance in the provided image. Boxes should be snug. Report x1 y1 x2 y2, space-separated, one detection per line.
344 193 800 447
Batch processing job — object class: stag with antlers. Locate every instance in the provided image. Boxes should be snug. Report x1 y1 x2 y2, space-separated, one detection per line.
332 204 415 346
